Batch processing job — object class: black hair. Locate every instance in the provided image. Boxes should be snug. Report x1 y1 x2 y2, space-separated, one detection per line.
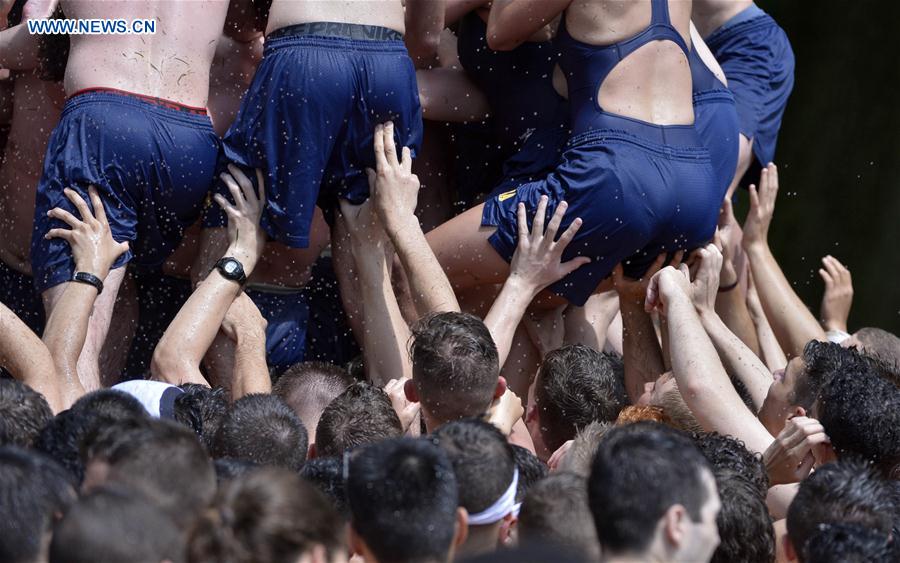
795 340 868 409
174 384 229 448
0 447 76 563
36 3 69 82
518 472 600 562
535 345 627 452
71 389 147 420
85 418 216 528
693 432 769 497
300 456 349 518
34 393 147 483
315 381 402 458
461 541 589 563
588 422 713 555
300 456 348 518
787 460 895 562
188 467 344 563
816 364 900 478
347 438 459 563
0 379 53 447
803 522 897 563
432 418 516 515
272 361 354 436
709 469 774 563
211 394 308 471
49 485 184 563
511 444 548 502
410 312 499 423
213 458 258 484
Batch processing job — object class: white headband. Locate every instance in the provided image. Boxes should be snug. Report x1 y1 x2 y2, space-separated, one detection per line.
467 468 519 526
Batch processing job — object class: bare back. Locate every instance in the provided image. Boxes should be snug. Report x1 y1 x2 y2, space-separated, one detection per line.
266 0 405 36
62 0 229 106
561 0 695 126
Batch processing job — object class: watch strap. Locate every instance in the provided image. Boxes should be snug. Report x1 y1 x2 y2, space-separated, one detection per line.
72 271 104 295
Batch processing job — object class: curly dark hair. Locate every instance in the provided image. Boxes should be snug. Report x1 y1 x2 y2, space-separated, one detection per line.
693 432 769 497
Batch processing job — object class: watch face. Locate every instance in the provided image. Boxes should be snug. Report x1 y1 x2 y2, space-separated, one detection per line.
224 261 238 274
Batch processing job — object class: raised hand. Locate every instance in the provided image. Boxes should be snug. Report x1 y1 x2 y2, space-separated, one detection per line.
338 196 388 251
742 163 779 251
215 164 266 273
763 415 830 486
368 121 420 227
45 185 129 281
690 243 724 314
612 251 680 308
644 265 692 316
818 255 853 332
486 387 525 436
507 196 591 294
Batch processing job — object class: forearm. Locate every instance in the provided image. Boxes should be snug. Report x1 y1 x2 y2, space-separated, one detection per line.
745 244 826 357
2 303 67 412
385 214 460 315
620 300 665 403
404 0 444 68
698 308 772 412
41 283 97 406
484 277 535 369
0 24 40 70
715 283 761 356
357 251 412 386
666 297 773 454
152 270 242 384
486 0 567 50
231 330 270 399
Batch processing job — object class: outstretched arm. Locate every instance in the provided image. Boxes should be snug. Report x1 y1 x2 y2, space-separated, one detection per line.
691 243 773 412
0 0 61 69
339 195 412 387
486 0 569 50
404 0 445 68
484 196 589 368
742 164 826 357
1 303 63 412
646 250 773 455
715 200 761 355
152 166 266 386
41 186 129 408
613 255 667 403
818 255 853 335
371 122 460 316
219 292 271 400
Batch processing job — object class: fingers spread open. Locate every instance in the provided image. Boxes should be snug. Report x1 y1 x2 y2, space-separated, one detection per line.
47 207 81 229
383 122 399 168
532 195 548 240
88 185 108 224
64 188 94 223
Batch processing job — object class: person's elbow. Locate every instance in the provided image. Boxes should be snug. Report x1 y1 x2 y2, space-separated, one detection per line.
407 33 441 69
150 344 187 385
485 25 520 51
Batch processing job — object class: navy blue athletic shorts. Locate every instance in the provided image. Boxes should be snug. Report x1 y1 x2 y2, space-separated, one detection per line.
482 116 719 306
212 22 423 245
30 89 219 292
706 3 794 167
690 49 740 197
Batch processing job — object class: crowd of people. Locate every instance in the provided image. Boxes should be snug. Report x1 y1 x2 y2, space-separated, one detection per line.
1 0 899 562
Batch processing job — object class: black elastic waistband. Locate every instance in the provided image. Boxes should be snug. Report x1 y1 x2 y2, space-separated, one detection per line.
268 21 402 41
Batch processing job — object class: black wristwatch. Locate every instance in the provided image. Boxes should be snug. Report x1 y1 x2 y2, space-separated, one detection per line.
214 257 247 285
72 271 104 294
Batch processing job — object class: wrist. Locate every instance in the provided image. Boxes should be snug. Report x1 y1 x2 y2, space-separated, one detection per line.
383 212 421 239
74 260 108 281
224 245 258 274
743 241 769 258
504 273 541 299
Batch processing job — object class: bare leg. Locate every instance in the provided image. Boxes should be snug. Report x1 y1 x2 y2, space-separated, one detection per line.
98 270 138 387
425 203 510 290
43 266 127 392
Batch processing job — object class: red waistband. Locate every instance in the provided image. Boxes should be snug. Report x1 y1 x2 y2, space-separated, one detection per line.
68 87 208 115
